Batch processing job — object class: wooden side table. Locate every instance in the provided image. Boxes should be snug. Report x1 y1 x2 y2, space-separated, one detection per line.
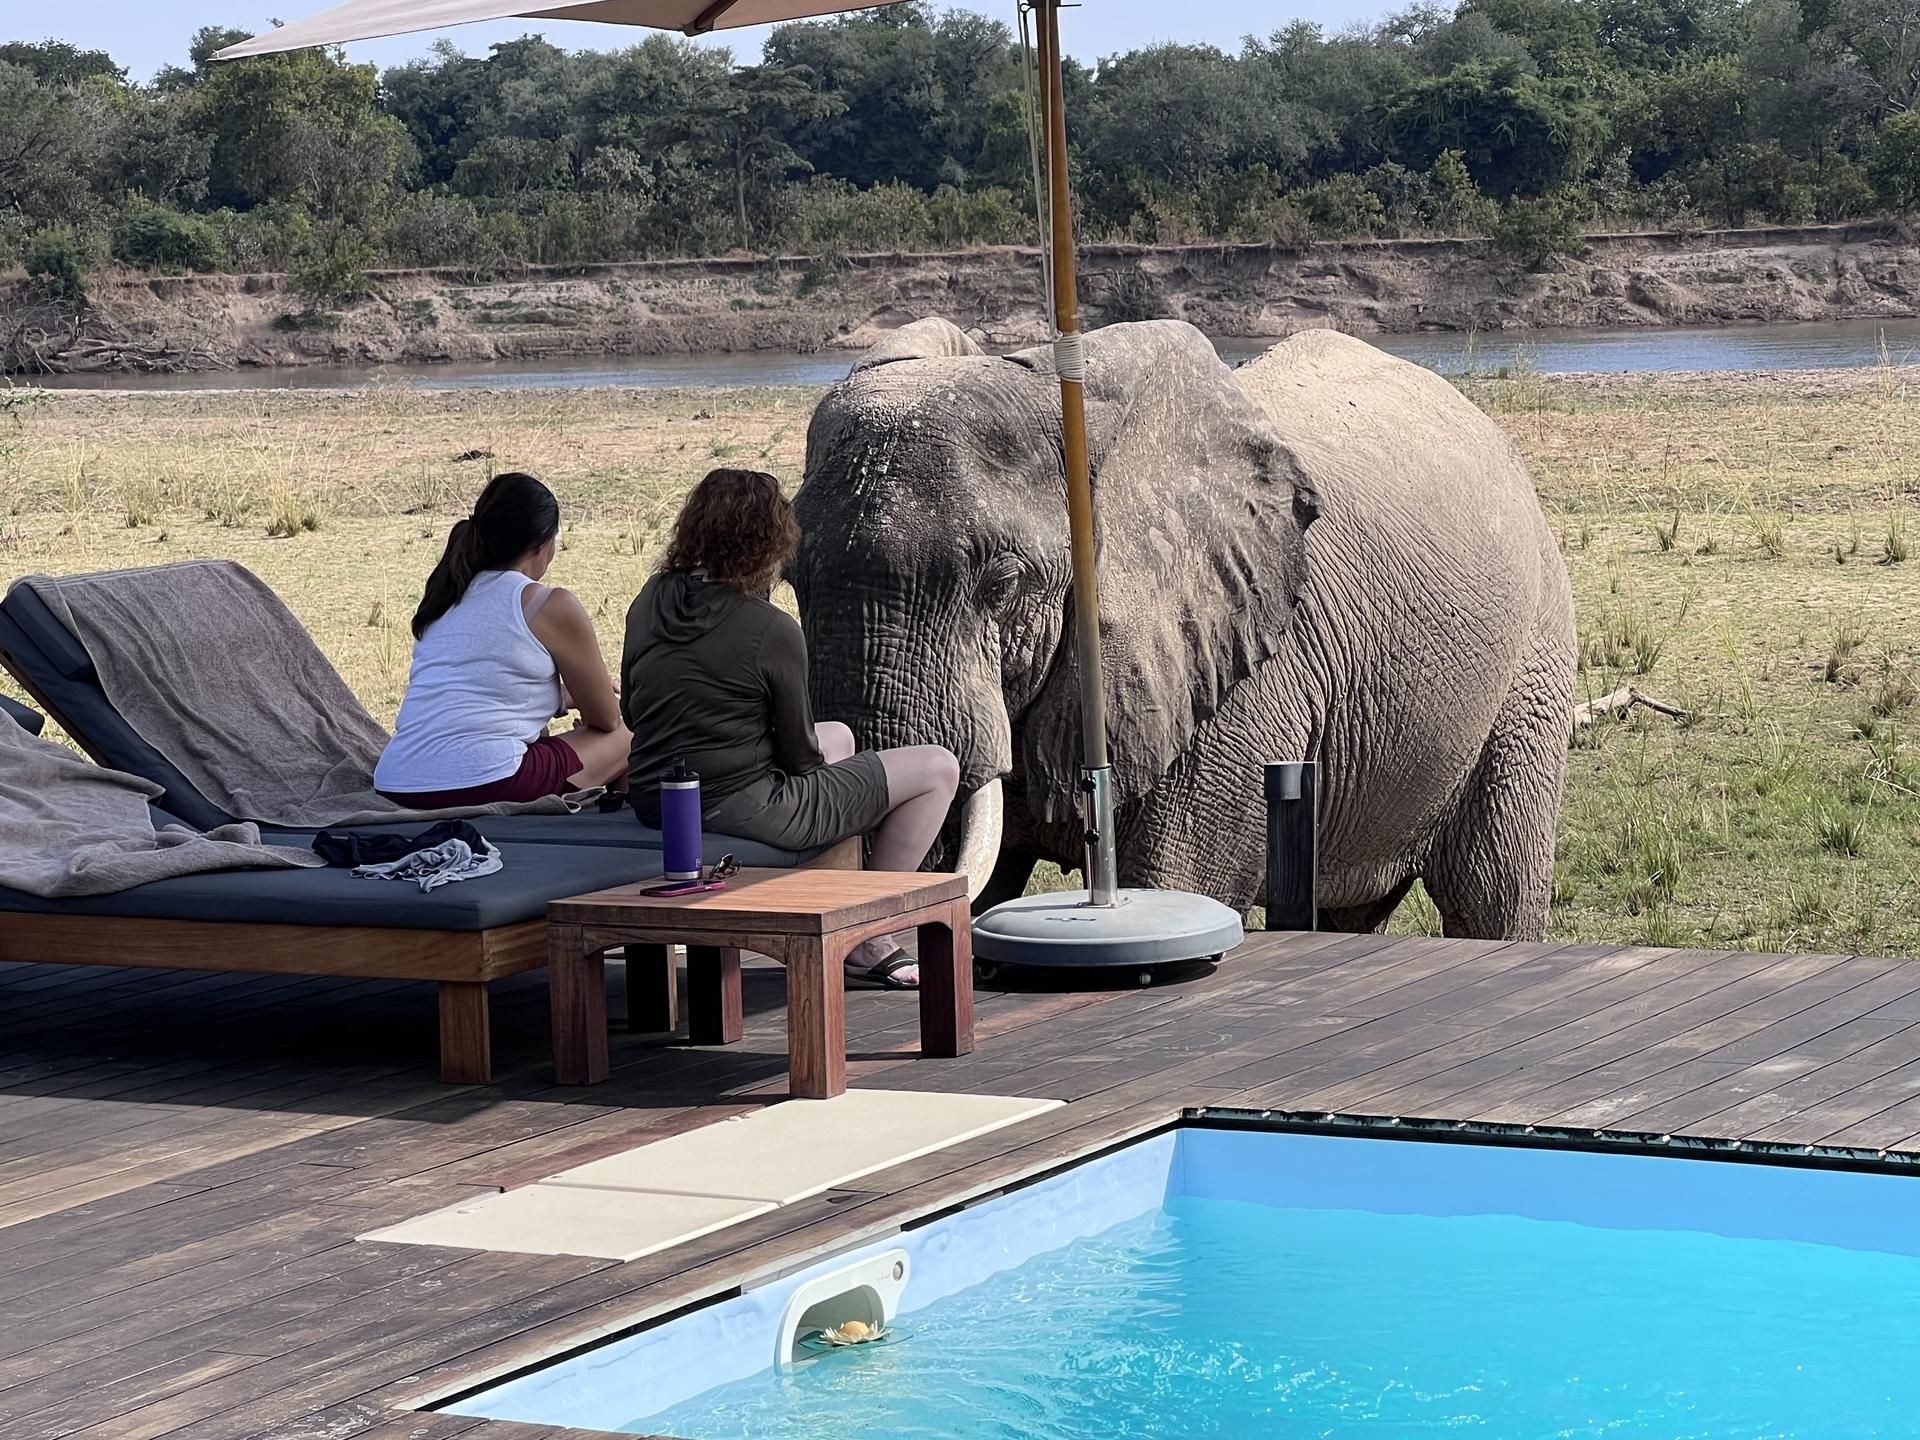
547 869 974 1099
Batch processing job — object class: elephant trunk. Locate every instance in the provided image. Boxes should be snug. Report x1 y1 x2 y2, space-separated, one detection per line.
952 778 1004 901
804 610 1013 800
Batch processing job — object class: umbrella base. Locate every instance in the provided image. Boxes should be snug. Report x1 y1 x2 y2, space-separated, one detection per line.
972 888 1244 969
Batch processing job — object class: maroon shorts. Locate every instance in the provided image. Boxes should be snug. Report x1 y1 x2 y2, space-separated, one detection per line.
379 733 581 809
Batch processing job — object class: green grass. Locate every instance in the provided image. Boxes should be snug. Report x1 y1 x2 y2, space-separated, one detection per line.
1428 367 1920 953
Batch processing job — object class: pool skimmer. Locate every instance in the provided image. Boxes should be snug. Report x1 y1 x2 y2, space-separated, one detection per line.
775 1249 909 1367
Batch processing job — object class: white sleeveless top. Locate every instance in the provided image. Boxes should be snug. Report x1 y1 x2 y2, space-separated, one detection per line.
375 570 563 793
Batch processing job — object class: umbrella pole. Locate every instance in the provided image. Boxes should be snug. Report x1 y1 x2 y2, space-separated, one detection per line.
1035 0 1118 908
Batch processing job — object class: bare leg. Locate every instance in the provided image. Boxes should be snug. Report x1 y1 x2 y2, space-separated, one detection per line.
848 745 960 983
869 745 961 872
816 721 856 765
563 723 634 792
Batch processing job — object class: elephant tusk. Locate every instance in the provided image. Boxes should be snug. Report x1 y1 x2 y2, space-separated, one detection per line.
953 779 1005 902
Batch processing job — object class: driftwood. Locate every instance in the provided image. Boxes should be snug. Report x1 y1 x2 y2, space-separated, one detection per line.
1572 686 1694 728
1 293 229 376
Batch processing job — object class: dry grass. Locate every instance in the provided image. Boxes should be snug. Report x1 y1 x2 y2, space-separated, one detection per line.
3 368 1919 955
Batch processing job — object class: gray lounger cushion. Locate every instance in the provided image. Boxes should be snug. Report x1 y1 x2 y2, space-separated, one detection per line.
0 840 663 932
1 695 42 734
1 584 809 867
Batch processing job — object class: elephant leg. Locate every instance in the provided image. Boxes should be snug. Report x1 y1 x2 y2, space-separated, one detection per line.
1423 629 1573 943
1121 778 1269 911
973 848 1041 914
1320 876 1417 935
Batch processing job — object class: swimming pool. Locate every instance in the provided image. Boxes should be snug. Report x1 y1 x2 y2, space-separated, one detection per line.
445 1125 1920 1438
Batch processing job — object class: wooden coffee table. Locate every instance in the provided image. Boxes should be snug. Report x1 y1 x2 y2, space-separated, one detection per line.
547 869 974 1099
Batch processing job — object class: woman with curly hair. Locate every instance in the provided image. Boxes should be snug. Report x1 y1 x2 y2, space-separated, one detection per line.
622 468 959 990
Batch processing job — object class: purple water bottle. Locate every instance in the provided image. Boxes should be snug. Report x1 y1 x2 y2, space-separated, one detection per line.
660 757 702 882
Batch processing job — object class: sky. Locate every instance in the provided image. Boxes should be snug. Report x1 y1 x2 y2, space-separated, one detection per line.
12 1 1393 83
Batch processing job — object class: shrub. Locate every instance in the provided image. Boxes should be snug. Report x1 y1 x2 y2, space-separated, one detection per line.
1194 163 1289 242
1813 155 1877 222
1686 142 1797 227
778 178 933 255
213 201 316 273
1267 200 1315 252
529 192 591 265
24 228 87 304
111 206 225 273
1872 110 1920 213
925 185 1029 249
1493 195 1584 269
1360 160 1432 235
1427 149 1498 235
477 209 531 268
291 236 373 310
381 192 486 268
1295 175 1388 238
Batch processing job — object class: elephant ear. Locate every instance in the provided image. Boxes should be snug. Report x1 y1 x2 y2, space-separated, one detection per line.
1019 322 1321 825
850 317 984 376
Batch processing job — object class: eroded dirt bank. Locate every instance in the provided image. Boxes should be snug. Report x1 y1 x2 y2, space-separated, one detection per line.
7 222 1919 375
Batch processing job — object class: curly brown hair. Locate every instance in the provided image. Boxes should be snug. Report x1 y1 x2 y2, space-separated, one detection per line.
661 468 799 594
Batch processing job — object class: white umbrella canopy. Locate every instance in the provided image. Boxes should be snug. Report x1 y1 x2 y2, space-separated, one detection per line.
215 0 904 59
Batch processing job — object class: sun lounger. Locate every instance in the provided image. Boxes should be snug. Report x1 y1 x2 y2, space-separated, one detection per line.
0 768 669 1083
0 573 844 869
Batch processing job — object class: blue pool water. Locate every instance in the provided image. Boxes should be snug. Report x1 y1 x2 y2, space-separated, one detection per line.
451 1129 1920 1439
643 1196 1917 1438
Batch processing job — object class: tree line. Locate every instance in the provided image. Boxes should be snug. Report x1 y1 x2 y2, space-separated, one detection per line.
8 0 1920 301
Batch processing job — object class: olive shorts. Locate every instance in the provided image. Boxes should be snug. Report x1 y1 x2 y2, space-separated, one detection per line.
701 751 892 854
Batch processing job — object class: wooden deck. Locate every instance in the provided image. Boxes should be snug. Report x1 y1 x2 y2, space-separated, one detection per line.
3 929 1920 1439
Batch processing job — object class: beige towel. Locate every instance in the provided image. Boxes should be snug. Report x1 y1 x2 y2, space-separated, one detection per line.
19 562 574 827
0 720 321 897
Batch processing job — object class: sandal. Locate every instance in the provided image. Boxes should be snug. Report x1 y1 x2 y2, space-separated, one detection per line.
845 952 920 991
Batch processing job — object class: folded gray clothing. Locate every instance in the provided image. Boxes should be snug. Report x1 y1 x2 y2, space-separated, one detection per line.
0 718 322 898
352 838 503 892
17 561 578 828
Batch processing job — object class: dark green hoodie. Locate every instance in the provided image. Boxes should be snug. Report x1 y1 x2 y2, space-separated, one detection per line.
621 570 825 826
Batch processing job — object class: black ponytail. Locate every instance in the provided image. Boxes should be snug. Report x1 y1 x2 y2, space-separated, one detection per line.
412 472 560 638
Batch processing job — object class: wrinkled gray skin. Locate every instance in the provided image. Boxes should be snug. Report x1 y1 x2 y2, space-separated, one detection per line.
788 318 1576 939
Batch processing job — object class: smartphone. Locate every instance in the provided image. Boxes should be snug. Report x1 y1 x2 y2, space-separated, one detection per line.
639 878 728 899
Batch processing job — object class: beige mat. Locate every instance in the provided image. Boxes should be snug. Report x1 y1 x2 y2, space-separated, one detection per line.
544 1089 1064 1205
359 1089 1062 1261
360 1185 773 1262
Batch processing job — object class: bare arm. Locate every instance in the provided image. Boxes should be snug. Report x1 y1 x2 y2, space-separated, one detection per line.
527 588 622 733
760 614 825 776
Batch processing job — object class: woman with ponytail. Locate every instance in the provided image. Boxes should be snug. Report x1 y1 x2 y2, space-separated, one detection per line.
374 472 630 806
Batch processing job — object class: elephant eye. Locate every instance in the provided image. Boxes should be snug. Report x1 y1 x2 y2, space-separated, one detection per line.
978 558 1023 612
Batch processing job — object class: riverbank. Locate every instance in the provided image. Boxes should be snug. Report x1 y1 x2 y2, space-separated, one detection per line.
7 223 1920 377
3 366 1918 956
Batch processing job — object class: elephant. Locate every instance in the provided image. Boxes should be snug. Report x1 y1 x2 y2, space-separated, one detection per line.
786 316 1576 940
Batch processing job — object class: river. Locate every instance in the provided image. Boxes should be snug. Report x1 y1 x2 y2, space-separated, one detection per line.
23 318 1920 393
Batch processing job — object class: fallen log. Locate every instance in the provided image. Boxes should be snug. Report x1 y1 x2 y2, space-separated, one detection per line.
1572 686 1694 728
